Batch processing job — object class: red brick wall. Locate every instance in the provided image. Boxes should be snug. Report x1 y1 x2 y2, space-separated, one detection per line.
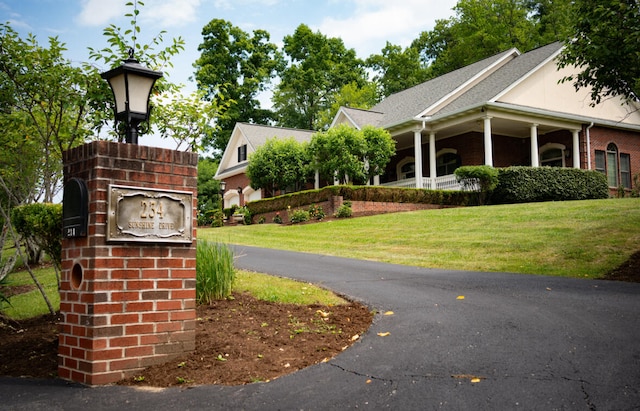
587 126 640 190
251 196 451 224
59 141 198 385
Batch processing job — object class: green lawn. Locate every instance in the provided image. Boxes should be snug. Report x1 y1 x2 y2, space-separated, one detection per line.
200 198 640 279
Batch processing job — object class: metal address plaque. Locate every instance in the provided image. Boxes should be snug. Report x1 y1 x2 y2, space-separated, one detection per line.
107 185 193 243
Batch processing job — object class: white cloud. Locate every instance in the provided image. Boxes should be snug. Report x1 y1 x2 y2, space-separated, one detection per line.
143 0 202 28
76 0 125 27
317 0 457 57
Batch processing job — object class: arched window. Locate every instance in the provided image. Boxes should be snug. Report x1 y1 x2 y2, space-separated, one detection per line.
595 143 632 188
397 158 415 180
436 151 461 176
606 143 619 187
539 143 566 167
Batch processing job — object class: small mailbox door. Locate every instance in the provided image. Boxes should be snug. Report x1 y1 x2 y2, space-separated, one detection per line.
63 178 89 238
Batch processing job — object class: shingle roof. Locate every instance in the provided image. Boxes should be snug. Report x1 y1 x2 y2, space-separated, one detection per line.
338 107 385 128
236 123 315 149
348 42 564 128
368 47 518 127
434 42 563 116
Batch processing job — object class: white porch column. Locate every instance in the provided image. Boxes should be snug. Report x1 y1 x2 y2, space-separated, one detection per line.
483 117 493 166
414 129 424 189
572 129 580 168
314 170 320 189
429 131 437 189
373 175 380 186
530 123 539 167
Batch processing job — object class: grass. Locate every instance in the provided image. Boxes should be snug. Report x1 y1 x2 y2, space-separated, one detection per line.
3 198 638 320
1 264 345 321
1 265 59 320
200 198 640 279
234 270 347 305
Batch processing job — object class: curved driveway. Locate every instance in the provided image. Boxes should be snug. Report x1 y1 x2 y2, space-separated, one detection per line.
2 245 640 410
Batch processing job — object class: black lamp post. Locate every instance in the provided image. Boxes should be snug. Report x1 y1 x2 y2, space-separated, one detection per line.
100 49 163 144
219 181 226 210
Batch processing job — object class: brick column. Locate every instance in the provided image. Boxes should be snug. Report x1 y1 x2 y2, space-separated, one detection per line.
59 141 198 385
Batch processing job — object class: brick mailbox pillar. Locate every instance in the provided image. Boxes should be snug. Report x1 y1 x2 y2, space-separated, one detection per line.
59 141 198 385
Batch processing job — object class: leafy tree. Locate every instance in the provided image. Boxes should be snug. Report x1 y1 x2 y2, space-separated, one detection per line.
197 157 223 225
273 24 368 130
246 137 311 196
361 126 396 183
308 124 394 185
558 0 640 105
0 23 102 202
366 42 432 97
315 81 380 130
412 0 564 76
526 0 575 44
153 88 229 152
194 19 283 156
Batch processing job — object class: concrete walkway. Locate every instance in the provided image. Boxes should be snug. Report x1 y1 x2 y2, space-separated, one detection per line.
2 246 639 410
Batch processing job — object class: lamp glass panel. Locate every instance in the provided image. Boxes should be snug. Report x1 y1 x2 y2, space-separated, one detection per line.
108 73 127 114
127 75 155 114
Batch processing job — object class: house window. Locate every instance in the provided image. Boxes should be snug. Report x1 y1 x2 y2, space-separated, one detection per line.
237 144 247 163
621 153 631 189
541 148 564 167
436 152 461 176
539 143 566 167
595 143 631 188
606 143 619 187
400 162 415 179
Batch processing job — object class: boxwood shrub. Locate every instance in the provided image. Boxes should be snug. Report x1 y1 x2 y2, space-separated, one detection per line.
492 166 609 204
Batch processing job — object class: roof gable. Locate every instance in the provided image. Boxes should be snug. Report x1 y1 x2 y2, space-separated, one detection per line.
368 47 519 127
433 42 564 116
332 107 385 129
215 123 316 179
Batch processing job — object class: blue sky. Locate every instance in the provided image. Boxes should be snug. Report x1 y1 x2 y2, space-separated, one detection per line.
2 0 459 89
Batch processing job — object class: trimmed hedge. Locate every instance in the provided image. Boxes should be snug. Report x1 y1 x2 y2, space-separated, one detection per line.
247 167 609 215
246 185 474 216
492 166 609 204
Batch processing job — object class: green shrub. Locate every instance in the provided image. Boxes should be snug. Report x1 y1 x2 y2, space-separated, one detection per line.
334 203 353 218
273 212 283 224
308 204 325 220
454 165 499 205
11 203 62 268
196 240 235 304
290 209 310 223
492 167 609 204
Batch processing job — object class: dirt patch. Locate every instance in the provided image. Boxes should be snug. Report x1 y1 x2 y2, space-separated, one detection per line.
600 250 640 283
0 292 372 386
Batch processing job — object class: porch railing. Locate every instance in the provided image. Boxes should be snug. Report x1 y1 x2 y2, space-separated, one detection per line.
380 174 465 191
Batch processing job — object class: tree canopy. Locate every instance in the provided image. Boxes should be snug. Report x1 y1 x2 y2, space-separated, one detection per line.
308 125 395 185
246 137 311 195
194 19 283 156
558 0 640 105
273 24 368 131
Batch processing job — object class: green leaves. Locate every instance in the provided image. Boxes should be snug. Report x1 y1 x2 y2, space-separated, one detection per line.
558 0 640 105
247 137 311 194
309 125 395 185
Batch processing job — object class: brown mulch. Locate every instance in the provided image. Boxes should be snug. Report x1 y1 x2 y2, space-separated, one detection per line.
0 292 372 387
1 251 638 387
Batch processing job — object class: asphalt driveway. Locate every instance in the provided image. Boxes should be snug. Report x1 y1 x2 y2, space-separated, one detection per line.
1 245 639 410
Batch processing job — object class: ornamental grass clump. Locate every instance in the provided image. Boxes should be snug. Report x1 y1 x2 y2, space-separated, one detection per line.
196 240 235 304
